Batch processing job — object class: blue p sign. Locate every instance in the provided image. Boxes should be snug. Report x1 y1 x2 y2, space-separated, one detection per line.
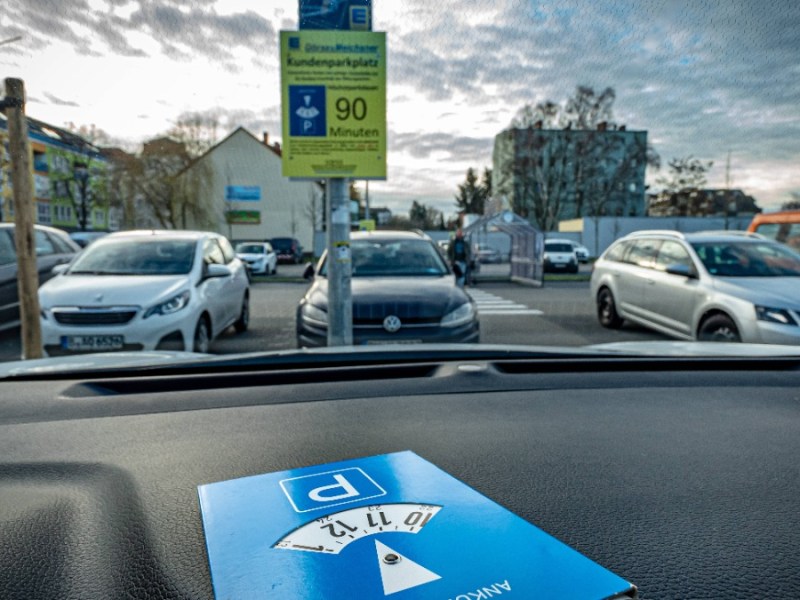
280 468 386 513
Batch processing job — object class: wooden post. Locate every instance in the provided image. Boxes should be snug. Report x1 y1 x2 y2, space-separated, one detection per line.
4 78 43 359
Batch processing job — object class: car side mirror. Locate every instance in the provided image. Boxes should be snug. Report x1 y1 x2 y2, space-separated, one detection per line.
51 264 69 276
665 264 697 279
206 263 232 279
303 264 315 280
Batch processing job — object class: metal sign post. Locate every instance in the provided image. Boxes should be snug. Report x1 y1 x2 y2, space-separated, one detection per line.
325 178 352 345
282 1 384 347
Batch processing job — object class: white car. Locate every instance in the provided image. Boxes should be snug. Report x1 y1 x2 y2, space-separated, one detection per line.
543 241 579 273
39 230 250 355
548 238 590 263
235 241 277 276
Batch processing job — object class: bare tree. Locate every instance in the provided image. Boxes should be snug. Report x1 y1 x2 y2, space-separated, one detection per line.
125 139 215 230
656 156 713 193
499 85 660 232
562 86 616 130
510 100 561 129
166 111 220 158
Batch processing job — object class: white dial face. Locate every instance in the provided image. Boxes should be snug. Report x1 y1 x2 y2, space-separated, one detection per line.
274 503 442 554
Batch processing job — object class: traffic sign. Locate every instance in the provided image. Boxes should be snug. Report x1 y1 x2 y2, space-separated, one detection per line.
299 0 372 31
280 30 387 179
198 451 636 599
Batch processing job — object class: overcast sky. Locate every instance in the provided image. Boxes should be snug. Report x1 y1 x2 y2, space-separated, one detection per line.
2 0 798 217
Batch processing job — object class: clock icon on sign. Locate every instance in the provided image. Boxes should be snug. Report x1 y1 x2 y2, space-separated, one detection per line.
273 503 443 595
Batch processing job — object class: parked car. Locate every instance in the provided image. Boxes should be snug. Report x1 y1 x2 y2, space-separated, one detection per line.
547 238 590 263
543 241 579 273
297 230 479 347
38 230 250 355
0 224 80 333
235 241 277 276
270 237 304 264
591 230 800 343
475 243 503 264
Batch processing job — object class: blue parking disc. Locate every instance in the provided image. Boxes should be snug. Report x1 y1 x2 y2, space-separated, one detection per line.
198 451 636 599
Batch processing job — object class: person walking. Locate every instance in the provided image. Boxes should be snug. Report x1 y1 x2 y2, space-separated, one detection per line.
447 228 472 286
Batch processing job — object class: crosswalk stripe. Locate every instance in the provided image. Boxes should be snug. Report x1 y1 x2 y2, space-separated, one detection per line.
468 290 544 316
478 309 545 316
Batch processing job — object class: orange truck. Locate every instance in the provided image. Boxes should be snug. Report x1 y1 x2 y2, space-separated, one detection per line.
747 210 800 251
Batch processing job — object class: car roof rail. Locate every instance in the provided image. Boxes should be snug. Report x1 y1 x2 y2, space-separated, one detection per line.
625 230 686 239
690 230 765 239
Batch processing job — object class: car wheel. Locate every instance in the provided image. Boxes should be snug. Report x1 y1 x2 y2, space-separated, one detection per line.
597 287 624 329
234 293 249 333
193 316 211 353
698 314 741 342
271 263 277 275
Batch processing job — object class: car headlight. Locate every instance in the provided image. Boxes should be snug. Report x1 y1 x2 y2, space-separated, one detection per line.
755 306 798 326
441 302 476 327
301 303 328 325
144 291 191 319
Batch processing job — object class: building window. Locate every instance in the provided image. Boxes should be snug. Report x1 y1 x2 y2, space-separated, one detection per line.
54 204 74 223
33 151 48 173
93 209 104 226
37 202 52 225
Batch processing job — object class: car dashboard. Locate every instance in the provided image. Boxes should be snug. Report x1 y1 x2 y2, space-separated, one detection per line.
1 350 799 599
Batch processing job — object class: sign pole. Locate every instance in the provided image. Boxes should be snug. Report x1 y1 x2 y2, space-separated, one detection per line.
2 78 43 359
326 178 352 345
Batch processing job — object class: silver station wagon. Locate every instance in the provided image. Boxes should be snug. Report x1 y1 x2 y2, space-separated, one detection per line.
590 231 800 344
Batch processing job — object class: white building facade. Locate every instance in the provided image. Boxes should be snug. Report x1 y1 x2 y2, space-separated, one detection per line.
181 128 323 250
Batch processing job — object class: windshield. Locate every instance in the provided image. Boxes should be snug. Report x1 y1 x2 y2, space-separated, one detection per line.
691 241 800 277
68 239 196 276
236 244 266 254
545 243 574 253
0 0 798 365
271 239 295 251
321 239 449 277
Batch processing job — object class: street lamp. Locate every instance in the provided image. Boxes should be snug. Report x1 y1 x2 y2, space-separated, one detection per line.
73 164 90 231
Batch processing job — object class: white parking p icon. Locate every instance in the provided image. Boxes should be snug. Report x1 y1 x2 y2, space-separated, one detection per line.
308 474 359 502
280 467 387 513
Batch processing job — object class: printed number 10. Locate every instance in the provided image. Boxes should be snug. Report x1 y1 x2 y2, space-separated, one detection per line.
336 97 367 121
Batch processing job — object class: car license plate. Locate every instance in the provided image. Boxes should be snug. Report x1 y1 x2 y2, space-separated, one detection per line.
62 335 124 351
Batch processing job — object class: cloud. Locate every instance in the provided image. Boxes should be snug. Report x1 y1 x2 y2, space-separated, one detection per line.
5 0 276 63
379 0 800 204
390 130 493 163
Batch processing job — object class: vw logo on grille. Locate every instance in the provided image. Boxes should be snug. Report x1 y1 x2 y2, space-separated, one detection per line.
383 315 402 333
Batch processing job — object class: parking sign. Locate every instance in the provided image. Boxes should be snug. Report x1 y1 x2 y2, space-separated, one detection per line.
198 451 636 599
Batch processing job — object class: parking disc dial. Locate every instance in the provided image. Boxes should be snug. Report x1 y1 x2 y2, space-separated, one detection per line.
273 503 441 554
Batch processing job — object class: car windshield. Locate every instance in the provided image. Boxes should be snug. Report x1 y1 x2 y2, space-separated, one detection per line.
691 241 800 278
4 3 800 599
236 244 265 254
68 239 196 276
271 239 294 251
321 239 449 277
0 0 797 365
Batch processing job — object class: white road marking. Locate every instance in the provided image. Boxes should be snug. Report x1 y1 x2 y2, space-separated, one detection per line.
468 290 544 316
